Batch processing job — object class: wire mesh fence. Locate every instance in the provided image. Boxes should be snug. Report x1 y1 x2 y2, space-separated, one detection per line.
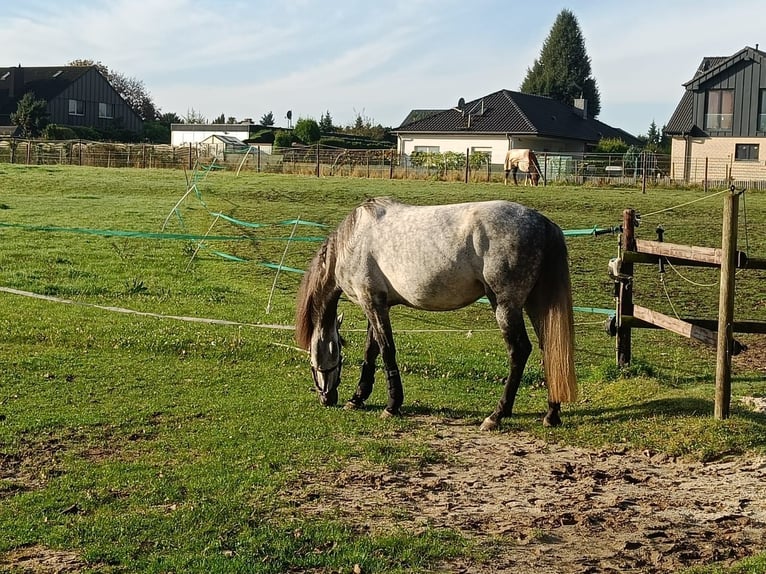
3 138 766 189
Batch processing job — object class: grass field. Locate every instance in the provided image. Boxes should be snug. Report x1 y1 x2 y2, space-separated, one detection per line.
0 164 765 573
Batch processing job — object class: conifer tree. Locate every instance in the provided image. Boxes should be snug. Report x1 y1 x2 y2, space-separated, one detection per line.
520 9 601 117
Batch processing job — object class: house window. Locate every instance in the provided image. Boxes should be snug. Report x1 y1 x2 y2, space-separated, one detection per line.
705 89 733 130
99 102 114 119
68 99 85 116
759 90 766 132
734 144 759 161
414 146 440 154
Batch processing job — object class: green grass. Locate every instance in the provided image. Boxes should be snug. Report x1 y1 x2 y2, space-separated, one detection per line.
0 165 765 572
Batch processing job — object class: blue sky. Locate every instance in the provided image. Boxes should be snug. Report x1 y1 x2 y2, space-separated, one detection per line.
5 0 764 137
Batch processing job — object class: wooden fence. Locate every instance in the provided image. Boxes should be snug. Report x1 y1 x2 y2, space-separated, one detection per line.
609 189 766 418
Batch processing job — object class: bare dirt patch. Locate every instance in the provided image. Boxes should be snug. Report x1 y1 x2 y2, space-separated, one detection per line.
733 334 766 376
285 419 766 573
0 546 85 574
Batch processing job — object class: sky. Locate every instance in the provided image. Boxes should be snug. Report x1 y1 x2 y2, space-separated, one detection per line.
5 0 765 137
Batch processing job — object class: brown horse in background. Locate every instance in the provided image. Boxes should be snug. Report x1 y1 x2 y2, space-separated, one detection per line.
504 149 543 186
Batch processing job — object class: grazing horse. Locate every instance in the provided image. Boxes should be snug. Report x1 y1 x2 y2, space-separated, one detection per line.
294 197 577 430
504 149 543 186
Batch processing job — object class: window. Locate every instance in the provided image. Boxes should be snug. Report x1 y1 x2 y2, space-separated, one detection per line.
414 146 440 153
759 90 766 132
705 89 733 130
735 143 759 161
99 102 114 119
68 99 84 116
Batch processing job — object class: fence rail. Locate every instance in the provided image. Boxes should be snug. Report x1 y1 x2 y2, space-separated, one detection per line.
3 138 766 188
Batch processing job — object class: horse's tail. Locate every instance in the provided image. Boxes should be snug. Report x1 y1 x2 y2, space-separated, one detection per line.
526 222 577 403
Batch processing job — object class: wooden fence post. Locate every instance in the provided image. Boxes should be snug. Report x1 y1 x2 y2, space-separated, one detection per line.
464 148 469 183
616 208 636 366
715 187 741 419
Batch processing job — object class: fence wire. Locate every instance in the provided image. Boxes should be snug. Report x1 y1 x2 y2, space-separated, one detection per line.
3 138 766 189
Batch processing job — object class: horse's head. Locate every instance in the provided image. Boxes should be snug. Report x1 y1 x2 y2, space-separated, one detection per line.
309 313 344 406
529 170 540 186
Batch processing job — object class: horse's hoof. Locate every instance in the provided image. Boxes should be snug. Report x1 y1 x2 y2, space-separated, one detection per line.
480 417 499 431
344 400 362 410
543 414 562 428
380 408 399 419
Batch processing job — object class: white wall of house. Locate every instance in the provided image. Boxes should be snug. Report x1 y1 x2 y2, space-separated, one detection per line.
397 133 589 164
170 124 251 146
670 136 766 182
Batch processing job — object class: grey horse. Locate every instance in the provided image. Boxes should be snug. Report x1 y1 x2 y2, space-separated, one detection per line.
295 197 577 430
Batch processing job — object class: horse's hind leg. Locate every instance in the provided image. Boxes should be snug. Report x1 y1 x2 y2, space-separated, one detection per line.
345 322 379 409
480 306 531 431
544 401 561 427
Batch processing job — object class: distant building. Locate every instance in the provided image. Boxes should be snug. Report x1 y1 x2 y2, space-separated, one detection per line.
0 65 143 136
394 89 639 165
665 46 766 182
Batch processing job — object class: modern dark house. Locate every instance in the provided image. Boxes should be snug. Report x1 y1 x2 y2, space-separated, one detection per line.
665 46 766 182
393 89 639 165
0 65 143 137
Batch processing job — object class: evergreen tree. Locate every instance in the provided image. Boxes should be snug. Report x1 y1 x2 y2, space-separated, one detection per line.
319 110 334 133
646 120 661 150
260 111 275 126
520 9 601 117
11 92 49 137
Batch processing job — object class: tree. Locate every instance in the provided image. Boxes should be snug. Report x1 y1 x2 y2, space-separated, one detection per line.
11 92 49 137
319 110 334 133
260 111 275 126
595 137 628 153
294 118 321 144
273 129 295 149
213 113 226 124
342 111 389 141
520 9 601 118
183 108 207 124
68 60 158 121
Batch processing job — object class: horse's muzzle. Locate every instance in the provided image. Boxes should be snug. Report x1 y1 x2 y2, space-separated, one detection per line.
311 357 343 407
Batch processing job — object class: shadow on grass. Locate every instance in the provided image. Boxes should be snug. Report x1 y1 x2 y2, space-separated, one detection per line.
575 396 766 428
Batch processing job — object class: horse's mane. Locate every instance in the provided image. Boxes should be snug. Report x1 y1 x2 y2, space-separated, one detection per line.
295 204 369 350
295 197 407 349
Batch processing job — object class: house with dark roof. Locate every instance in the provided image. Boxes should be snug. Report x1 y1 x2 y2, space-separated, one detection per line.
393 89 639 165
0 65 143 137
665 46 766 183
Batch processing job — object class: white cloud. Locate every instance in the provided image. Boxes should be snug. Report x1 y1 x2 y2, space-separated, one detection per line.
5 0 764 135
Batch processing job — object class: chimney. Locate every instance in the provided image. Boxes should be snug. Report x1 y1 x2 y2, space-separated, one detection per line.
9 65 24 99
574 98 588 120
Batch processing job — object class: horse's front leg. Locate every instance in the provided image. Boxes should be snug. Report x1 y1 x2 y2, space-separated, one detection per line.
480 308 531 431
345 322 379 410
366 304 403 417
